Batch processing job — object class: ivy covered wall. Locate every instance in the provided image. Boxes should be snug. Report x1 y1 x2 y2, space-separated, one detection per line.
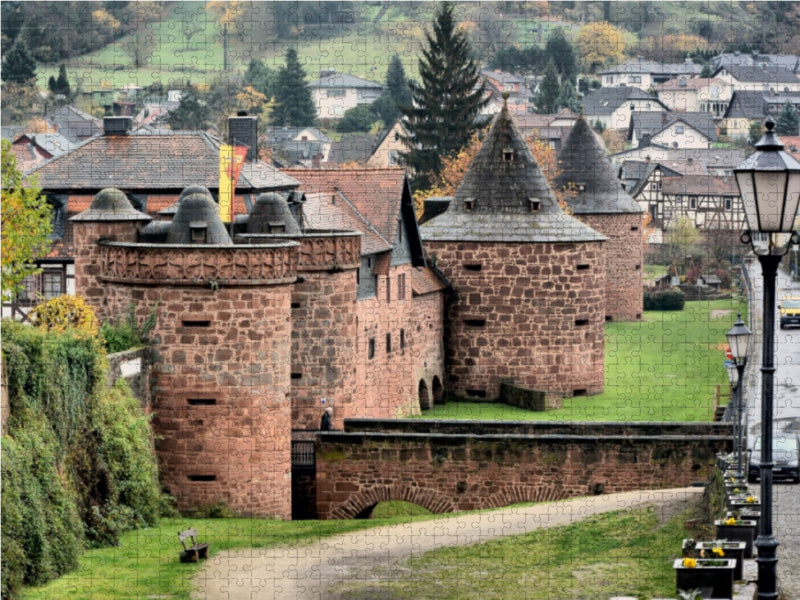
1 321 164 599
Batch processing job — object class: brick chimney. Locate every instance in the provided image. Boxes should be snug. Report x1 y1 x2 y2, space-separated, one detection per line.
228 112 258 161
103 116 132 136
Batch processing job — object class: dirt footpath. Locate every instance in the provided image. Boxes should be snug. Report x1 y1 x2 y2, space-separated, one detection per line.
191 487 702 600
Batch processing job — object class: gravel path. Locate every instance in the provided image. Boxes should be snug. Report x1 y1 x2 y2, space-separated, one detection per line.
191 487 702 600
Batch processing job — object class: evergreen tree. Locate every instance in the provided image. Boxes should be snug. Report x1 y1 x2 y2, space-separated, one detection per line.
53 64 70 97
557 78 580 113
399 2 488 190
386 54 412 110
776 101 799 136
535 62 561 114
165 86 210 131
545 28 577 84
272 48 316 126
1 38 37 83
243 58 276 100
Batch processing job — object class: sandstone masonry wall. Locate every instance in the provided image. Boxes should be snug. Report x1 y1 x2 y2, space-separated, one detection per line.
427 241 606 398
316 431 730 519
580 213 644 322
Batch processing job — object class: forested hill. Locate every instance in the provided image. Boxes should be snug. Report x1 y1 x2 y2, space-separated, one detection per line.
2 1 798 92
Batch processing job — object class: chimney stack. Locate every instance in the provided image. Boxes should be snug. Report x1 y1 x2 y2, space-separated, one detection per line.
228 112 258 162
103 116 133 136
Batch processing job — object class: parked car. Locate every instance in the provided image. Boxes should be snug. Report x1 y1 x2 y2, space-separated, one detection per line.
748 433 800 483
779 296 800 329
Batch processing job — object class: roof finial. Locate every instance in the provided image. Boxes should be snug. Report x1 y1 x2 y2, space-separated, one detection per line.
502 91 509 107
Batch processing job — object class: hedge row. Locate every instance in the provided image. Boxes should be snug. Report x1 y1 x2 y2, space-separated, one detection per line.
643 289 686 311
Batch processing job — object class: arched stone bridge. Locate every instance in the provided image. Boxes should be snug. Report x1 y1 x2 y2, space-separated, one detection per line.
312 420 732 520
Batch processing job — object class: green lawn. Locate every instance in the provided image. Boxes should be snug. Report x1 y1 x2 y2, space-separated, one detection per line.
421 299 745 422
331 506 693 600
23 505 693 600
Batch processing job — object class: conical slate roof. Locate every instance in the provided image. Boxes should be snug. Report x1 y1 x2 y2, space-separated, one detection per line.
166 186 232 245
420 103 605 243
554 115 642 215
247 192 301 235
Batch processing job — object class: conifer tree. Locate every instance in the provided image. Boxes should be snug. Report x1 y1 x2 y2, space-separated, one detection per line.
399 2 488 190
272 48 316 126
386 54 412 110
776 101 799 136
535 62 561 114
1 38 37 83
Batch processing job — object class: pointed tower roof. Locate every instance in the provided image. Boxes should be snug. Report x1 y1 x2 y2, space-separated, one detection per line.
420 102 605 243
554 115 642 215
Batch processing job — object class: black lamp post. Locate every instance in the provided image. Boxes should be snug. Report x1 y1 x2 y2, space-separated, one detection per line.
734 116 800 600
726 314 751 479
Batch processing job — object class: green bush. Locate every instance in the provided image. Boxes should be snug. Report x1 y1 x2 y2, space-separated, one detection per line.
643 288 686 311
100 302 157 353
1 321 164 598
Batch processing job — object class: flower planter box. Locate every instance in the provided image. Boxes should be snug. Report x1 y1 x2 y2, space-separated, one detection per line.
696 541 746 580
674 558 735 599
726 509 760 531
724 484 750 496
715 520 757 558
729 499 761 512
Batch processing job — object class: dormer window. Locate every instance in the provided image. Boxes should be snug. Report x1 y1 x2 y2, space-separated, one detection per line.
268 221 286 234
576 183 587 192
502 147 514 162
190 221 207 243
528 198 541 212
463 197 476 211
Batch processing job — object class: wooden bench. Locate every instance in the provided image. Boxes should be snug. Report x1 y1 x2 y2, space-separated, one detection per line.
178 528 209 563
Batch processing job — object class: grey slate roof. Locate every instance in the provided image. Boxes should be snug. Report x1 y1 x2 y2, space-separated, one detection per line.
554 116 642 215
723 91 769 119
629 112 718 142
420 104 606 243
715 64 800 84
46 105 102 142
581 87 666 116
600 59 701 77
307 72 384 90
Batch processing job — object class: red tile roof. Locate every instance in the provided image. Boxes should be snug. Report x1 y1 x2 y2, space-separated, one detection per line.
410 266 448 296
285 168 406 245
661 175 740 196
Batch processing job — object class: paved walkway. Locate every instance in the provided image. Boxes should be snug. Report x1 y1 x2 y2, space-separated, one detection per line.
191 487 702 600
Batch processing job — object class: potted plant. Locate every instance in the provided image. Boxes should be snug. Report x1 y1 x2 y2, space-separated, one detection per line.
715 517 757 558
726 508 760 531
674 556 735 599
729 495 761 512
696 540 746 580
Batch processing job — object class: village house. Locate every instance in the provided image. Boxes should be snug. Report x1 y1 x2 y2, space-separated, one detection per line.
581 86 669 131
628 112 718 149
712 64 800 93
722 90 800 139
654 77 732 118
307 69 384 121
367 119 407 168
660 174 744 231
599 58 702 91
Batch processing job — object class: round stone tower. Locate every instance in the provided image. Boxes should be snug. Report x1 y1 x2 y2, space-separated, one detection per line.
554 114 645 321
420 104 607 399
72 187 299 518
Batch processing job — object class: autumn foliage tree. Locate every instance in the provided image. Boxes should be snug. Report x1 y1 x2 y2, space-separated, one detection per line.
1 140 53 300
575 21 629 73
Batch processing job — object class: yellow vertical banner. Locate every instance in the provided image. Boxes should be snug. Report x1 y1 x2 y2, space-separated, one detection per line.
219 144 248 224
219 145 234 223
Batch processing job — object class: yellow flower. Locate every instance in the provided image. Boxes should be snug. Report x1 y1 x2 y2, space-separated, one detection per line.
725 517 737 525
683 557 697 568
746 496 757 503
712 547 725 557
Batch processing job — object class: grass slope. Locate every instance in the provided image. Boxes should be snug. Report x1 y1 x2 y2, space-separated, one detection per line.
421 299 745 422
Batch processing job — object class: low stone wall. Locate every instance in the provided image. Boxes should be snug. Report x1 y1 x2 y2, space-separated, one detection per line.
499 381 558 411
316 421 732 520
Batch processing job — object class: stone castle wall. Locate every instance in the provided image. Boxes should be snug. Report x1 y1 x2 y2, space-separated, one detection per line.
580 213 644 322
426 240 606 398
315 426 731 519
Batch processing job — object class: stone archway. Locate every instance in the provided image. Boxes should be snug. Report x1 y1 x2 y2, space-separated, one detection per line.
432 375 444 405
327 484 457 520
418 379 431 411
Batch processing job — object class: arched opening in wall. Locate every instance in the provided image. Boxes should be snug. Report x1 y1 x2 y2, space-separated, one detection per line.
432 376 445 405
418 379 431 411
359 500 434 519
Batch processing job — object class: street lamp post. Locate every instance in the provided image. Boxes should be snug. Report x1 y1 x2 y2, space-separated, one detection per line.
734 116 800 600
726 314 751 479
